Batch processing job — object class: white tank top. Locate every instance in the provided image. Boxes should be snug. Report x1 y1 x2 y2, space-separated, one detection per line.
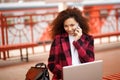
69 35 81 65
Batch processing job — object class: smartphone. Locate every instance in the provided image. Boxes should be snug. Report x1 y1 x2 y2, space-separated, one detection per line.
73 25 79 36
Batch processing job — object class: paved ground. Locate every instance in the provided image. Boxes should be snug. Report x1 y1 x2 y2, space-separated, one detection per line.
0 43 120 80
0 51 51 80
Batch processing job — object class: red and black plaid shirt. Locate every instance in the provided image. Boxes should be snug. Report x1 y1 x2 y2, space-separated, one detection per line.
48 33 94 80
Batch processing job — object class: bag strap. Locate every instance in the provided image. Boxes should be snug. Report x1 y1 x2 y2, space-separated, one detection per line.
35 63 47 68
35 63 50 80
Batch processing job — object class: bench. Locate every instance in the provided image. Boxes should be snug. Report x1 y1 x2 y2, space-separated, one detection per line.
0 43 39 62
103 73 120 80
0 41 52 62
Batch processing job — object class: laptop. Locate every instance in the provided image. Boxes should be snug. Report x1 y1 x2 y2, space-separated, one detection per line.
63 60 103 80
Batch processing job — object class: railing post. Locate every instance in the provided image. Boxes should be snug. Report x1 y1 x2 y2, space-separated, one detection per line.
0 12 6 60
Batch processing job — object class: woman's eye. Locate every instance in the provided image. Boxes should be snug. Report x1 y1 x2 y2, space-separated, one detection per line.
64 26 67 28
70 24 75 27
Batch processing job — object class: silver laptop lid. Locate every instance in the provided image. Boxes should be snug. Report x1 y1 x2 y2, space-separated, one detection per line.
63 60 103 80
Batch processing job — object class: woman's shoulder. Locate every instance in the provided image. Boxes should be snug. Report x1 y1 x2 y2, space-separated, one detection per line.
83 33 94 40
54 33 68 39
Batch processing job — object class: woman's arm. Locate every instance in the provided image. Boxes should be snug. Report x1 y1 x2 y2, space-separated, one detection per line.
47 39 62 77
73 35 94 62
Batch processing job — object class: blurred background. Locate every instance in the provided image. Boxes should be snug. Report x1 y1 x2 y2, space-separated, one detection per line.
0 0 120 80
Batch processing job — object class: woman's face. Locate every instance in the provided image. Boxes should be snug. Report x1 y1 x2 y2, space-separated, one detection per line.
64 17 79 36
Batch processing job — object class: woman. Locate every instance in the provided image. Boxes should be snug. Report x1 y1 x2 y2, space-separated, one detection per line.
47 7 95 80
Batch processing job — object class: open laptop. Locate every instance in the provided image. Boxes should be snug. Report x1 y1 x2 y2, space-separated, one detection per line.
63 60 103 80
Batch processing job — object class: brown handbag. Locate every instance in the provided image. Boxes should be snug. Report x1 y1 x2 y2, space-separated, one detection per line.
25 63 50 80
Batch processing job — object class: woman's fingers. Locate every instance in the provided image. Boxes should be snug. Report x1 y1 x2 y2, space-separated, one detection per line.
74 27 82 41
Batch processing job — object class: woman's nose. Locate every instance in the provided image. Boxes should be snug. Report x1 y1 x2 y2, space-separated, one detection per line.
68 26 72 31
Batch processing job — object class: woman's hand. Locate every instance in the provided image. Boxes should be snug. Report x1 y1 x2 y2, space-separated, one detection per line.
74 26 82 41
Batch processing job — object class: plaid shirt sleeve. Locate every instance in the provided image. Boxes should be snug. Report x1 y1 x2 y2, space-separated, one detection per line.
47 36 63 79
73 34 95 63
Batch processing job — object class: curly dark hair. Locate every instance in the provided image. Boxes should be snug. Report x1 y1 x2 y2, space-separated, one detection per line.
50 7 90 39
